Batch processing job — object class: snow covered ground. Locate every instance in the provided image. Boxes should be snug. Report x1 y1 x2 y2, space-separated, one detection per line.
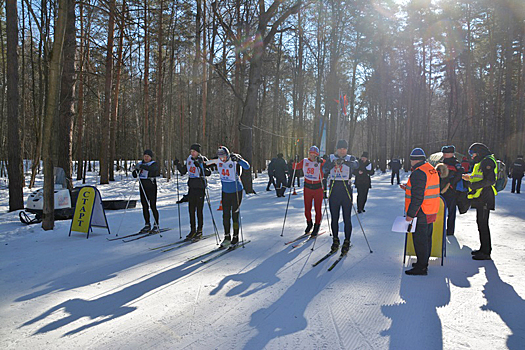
1 169 524 349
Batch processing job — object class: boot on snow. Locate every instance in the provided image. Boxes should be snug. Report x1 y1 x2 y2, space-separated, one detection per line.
305 221 313 234
220 234 231 248
311 223 321 237
185 230 196 241
140 224 151 234
341 239 351 255
192 228 203 241
330 238 340 253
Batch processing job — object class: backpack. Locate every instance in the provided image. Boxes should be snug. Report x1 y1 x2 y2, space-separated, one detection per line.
495 160 508 192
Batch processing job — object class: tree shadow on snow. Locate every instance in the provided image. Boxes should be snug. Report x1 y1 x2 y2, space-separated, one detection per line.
482 261 525 349
20 258 205 336
381 236 480 350
210 241 310 298
241 259 332 350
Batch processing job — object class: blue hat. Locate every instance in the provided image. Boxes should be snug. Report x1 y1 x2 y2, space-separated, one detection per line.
336 139 348 149
410 148 426 160
441 145 455 154
309 146 320 155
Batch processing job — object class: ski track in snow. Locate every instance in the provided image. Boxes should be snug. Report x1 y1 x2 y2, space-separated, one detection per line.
1 169 525 349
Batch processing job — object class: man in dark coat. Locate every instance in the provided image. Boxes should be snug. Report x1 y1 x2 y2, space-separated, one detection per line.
463 143 497 260
389 157 402 185
272 153 288 197
510 155 524 194
439 145 464 236
266 157 277 191
353 151 374 213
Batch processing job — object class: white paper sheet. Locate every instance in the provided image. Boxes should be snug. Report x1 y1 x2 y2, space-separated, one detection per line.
391 216 417 233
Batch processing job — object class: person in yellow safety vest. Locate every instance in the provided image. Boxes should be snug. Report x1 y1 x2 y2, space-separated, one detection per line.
462 143 497 260
400 148 440 275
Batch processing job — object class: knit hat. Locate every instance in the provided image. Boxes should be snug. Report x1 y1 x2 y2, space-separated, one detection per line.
410 148 426 160
309 146 320 155
361 151 369 158
277 153 284 158
190 143 201 153
217 146 230 158
336 139 348 149
441 145 455 154
468 143 490 157
143 149 154 157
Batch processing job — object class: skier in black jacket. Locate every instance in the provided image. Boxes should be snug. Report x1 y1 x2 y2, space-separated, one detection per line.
353 151 374 213
266 157 277 191
510 155 524 194
132 149 161 233
175 143 211 240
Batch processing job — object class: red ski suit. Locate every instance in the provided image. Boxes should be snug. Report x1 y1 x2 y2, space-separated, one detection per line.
296 158 325 224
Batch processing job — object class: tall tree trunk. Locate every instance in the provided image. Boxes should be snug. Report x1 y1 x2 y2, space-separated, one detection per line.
99 0 115 184
109 0 126 181
42 0 68 229
57 0 76 189
6 0 24 211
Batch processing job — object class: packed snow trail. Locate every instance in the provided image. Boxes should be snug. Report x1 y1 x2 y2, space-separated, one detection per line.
0 170 524 349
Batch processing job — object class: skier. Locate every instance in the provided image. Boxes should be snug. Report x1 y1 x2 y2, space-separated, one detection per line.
400 148 440 276
389 157 402 185
294 146 325 237
462 143 498 260
323 139 359 254
207 146 250 247
439 145 464 236
510 155 524 194
175 143 211 241
272 153 288 197
288 157 302 188
353 151 374 213
132 149 160 233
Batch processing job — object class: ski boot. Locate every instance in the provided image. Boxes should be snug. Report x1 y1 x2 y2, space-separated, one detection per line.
192 228 203 241
139 224 151 234
185 230 196 241
311 223 321 237
305 221 313 234
231 234 240 246
341 239 351 255
220 234 232 249
330 238 340 253
150 224 160 233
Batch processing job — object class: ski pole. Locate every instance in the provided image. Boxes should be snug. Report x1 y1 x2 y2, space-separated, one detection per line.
199 162 220 245
115 177 138 236
138 176 162 237
233 158 245 248
336 165 373 253
176 163 182 239
280 159 298 237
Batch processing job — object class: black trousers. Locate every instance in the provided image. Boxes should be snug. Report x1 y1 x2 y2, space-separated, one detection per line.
329 181 353 241
188 187 205 232
222 191 243 236
356 184 369 211
412 222 433 269
391 170 400 185
511 175 523 193
476 206 491 255
139 180 159 225
442 194 457 235
275 175 287 197
267 175 276 190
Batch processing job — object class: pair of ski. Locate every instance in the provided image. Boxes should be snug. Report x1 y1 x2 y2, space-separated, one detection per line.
150 233 215 253
107 228 172 242
291 231 326 249
312 244 352 271
188 240 251 264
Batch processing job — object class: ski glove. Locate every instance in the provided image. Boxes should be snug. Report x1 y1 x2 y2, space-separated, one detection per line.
316 156 324 164
134 163 141 170
230 154 239 162
196 156 204 164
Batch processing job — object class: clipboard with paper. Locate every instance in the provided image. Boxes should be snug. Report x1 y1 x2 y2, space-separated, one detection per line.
392 216 417 233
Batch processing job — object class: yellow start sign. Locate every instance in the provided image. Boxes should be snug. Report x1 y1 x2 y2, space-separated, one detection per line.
72 187 96 233
69 186 110 238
